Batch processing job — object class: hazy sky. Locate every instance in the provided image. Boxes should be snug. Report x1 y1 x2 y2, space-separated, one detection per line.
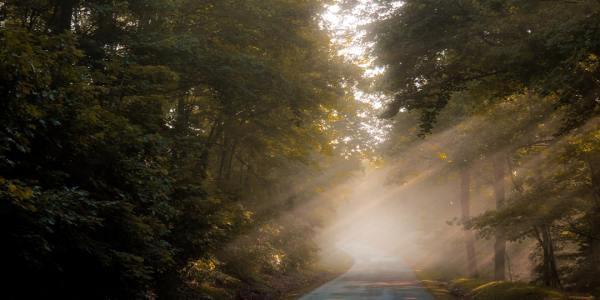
322 1 394 144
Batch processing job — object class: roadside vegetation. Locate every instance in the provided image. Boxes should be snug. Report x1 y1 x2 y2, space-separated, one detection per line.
418 271 581 300
360 0 600 298
0 1 366 299
283 249 354 300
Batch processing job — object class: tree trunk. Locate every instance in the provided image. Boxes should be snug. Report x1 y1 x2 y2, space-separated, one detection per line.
196 117 221 179
95 0 115 44
239 157 245 186
217 132 228 181
175 97 189 134
460 167 478 277
172 97 189 166
492 155 506 280
53 0 76 32
585 153 600 267
534 225 562 288
225 140 237 180
542 225 562 288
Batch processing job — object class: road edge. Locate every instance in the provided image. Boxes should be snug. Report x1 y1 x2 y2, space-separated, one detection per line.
281 250 354 299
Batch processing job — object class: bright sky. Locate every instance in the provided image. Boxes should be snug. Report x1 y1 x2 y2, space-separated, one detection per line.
322 3 372 60
321 1 401 145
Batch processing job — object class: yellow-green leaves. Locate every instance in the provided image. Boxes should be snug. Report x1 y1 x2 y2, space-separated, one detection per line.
577 53 600 73
437 152 448 161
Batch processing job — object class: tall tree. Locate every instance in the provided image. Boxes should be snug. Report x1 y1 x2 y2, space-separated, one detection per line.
369 0 600 290
0 0 364 298
460 166 478 277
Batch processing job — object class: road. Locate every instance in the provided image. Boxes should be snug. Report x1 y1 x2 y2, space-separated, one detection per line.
298 256 435 300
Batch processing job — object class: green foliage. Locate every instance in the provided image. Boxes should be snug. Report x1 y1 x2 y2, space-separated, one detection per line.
371 0 600 295
0 27 178 299
370 0 600 133
0 0 363 299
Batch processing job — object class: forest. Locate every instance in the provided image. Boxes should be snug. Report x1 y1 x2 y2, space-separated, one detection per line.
0 0 599 300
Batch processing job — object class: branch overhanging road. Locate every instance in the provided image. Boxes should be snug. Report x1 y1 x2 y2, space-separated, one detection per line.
299 256 435 300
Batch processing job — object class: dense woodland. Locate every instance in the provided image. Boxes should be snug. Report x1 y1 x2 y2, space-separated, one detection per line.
367 0 600 297
2 0 600 299
0 0 365 299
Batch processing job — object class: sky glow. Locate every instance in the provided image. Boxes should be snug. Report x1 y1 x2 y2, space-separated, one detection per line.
321 1 398 145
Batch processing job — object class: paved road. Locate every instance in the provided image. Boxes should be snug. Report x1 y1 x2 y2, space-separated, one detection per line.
299 256 435 300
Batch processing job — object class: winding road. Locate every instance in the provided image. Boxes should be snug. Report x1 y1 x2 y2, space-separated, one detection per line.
299 256 435 300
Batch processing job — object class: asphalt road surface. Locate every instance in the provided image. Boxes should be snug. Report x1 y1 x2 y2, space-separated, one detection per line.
299 256 435 300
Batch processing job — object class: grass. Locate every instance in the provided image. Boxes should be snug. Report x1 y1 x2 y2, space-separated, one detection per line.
466 280 568 300
419 279 458 300
415 269 584 300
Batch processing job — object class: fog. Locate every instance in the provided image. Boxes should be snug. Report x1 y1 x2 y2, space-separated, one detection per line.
311 163 533 283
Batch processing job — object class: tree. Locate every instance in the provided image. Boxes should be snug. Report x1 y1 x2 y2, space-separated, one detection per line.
369 0 600 290
0 0 365 298
460 166 478 277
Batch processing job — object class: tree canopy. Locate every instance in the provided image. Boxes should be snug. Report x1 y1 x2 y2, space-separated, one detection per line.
369 0 600 294
0 1 365 298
